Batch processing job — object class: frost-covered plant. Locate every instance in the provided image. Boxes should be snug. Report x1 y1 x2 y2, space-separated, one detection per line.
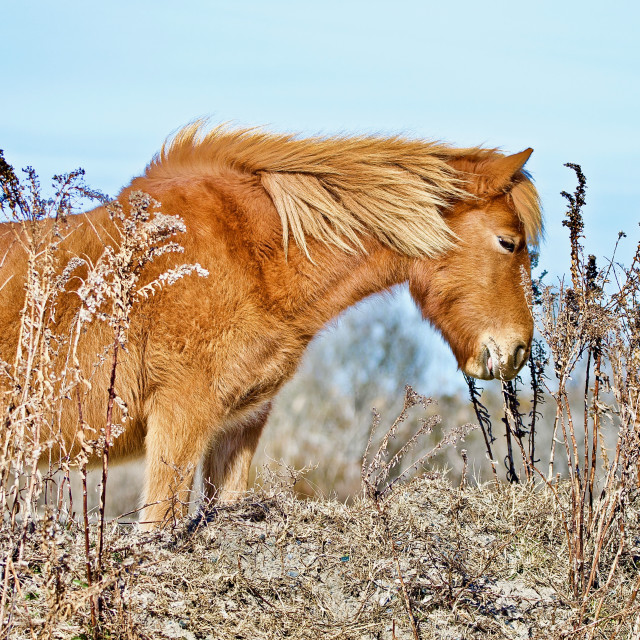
0 153 207 634
466 165 640 636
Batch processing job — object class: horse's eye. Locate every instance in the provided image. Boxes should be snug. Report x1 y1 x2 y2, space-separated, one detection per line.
498 236 516 253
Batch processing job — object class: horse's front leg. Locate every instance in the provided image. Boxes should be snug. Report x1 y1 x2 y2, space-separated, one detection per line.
139 397 218 530
201 401 272 504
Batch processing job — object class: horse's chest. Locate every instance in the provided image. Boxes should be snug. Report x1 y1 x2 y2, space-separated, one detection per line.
223 332 305 414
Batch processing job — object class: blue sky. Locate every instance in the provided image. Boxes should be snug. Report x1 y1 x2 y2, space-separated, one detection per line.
2 0 639 277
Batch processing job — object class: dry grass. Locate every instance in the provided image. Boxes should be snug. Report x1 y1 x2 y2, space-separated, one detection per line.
5 471 639 639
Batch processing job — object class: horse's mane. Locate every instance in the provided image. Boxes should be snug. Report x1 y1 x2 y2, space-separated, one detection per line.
146 123 542 259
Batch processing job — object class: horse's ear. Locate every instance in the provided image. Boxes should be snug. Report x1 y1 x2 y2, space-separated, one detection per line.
487 148 533 191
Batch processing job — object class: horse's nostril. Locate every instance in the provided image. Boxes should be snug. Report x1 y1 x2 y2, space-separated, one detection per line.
513 344 527 370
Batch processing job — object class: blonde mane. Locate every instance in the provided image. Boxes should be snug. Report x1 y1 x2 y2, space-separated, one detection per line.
146 123 542 258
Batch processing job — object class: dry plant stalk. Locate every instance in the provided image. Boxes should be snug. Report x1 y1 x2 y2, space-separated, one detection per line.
0 153 207 636
464 373 499 481
464 164 639 637
540 165 638 624
73 192 207 586
362 385 477 505
361 385 477 639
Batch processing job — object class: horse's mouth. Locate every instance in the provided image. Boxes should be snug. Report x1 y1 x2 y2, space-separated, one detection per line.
485 348 494 379
464 343 529 381
480 346 497 380
463 347 495 380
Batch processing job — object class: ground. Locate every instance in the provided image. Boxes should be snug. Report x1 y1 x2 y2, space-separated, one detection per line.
6 473 640 639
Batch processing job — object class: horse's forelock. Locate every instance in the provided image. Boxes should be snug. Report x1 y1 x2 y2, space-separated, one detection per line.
509 177 543 246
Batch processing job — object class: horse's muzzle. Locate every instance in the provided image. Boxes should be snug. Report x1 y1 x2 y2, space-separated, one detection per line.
464 338 530 381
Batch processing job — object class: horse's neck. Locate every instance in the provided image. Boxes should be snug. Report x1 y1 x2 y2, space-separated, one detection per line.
280 240 412 331
200 169 413 330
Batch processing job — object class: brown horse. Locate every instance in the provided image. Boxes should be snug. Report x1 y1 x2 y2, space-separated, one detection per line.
0 125 542 528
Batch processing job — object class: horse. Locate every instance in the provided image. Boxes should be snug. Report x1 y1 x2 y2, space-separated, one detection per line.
0 124 542 528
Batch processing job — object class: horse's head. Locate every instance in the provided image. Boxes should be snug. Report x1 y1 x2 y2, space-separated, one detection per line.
409 149 541 380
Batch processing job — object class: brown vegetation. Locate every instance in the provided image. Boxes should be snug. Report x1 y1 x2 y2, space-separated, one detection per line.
4 466 640 639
